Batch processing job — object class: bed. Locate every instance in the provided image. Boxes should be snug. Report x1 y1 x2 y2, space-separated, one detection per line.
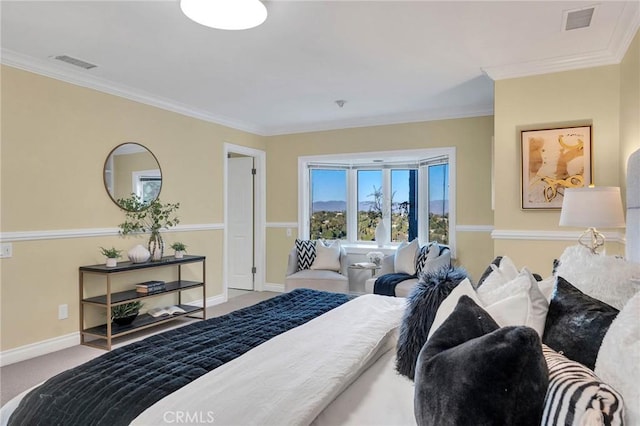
2 149 639 426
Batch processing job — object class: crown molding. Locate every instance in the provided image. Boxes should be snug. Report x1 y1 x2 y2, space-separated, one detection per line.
262 105 495 136
0 49 265 135
1 48 493 137
483 2 640 81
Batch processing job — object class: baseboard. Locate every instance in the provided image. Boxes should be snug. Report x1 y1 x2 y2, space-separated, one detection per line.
0 332 80 367
191 294 227 308
263 283 285 292
0 295 228 367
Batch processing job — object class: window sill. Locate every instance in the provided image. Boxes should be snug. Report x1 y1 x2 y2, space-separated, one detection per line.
341 243 399 255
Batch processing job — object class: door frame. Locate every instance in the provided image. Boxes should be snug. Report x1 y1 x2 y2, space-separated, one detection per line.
223 143 266 299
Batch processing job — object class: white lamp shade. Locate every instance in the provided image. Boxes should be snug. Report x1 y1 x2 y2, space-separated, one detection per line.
559 186 626 228
180 0 267 30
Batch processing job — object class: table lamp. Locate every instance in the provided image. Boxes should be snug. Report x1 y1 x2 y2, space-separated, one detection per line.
559 186 626 253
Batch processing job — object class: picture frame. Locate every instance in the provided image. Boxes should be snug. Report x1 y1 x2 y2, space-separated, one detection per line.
521 125 592 209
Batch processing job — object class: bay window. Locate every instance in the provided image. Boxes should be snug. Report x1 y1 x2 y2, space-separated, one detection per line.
299 148 455 252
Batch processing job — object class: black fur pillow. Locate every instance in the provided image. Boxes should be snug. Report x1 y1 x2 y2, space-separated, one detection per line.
395 266 468 379
542 276 618 370
414 296 549 426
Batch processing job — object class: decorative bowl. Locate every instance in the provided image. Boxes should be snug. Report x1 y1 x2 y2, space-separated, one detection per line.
113 313 138 326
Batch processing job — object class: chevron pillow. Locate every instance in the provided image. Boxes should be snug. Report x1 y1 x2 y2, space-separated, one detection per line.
295 239 317 270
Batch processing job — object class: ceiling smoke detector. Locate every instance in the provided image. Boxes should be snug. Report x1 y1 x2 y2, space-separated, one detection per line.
563 6 596 31
53 55 97 70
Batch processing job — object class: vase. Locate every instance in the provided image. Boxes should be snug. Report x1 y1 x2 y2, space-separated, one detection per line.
174 250 185 259
128 244 150 263
149 232 164 261
105 258 117 267
375 220 388 248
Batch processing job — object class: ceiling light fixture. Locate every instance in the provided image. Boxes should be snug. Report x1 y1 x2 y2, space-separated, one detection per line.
180 0 267 31
335 100 347 108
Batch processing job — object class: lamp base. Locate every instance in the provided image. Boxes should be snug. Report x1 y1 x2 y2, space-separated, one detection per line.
578 227 605 254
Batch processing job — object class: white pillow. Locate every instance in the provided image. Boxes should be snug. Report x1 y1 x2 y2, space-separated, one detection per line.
537 275 555 302
310 240 341 271
426 242 440 260
477 268 549 336
421 250 451 274
479 255 519 292
556 245 640 310
595 292 640 426
428 270 549 339
394 239 418 275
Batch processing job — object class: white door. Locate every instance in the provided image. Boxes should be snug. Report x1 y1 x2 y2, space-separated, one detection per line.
228 156 254 290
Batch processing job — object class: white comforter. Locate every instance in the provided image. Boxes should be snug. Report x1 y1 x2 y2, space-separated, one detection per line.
133 294 407 426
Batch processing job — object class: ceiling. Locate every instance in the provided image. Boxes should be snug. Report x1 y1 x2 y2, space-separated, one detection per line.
1 1 638 136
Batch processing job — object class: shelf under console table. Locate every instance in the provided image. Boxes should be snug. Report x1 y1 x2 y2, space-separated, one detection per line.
79 255 206 350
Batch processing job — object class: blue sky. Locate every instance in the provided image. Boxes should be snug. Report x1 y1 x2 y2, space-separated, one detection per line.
311 165 448 202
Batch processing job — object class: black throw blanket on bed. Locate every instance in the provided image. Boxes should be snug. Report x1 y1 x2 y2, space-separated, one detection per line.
373 273 415 296
9 289 351 426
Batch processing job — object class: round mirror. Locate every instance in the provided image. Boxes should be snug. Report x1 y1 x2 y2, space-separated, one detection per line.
104 142 162 210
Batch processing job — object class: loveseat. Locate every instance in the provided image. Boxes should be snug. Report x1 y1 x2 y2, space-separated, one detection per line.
285 239 349 294
364 240 451 297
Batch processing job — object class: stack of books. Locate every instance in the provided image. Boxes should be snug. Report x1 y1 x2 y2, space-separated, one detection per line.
136 280 166 293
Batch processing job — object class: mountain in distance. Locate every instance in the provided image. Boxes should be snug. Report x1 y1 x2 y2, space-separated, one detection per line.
312 200 347 212
312 200 449 214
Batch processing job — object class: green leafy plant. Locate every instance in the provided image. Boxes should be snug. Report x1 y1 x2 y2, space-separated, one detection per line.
100 247 122 259
117 195 180 235
170 242 187 252
111 301 143 319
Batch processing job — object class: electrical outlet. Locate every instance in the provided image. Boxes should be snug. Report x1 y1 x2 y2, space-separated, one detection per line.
286 228 292 237
58 304 68 320
0 243 12 258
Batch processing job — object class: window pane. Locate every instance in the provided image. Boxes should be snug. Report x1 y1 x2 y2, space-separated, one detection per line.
428 164 449 244
310 169 347 239
357 170 382 241
391 169 417 242
141 178 161 204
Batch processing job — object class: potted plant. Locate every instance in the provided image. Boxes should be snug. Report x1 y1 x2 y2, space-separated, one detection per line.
117 194 180 261
111 301 143 326
170 242 187 259
100 247 122 267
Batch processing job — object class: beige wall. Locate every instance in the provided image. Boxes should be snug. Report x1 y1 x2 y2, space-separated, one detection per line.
619 30 640 199
0 66 264 351
493 58 631 274
1 29 637 353
264 116 496 283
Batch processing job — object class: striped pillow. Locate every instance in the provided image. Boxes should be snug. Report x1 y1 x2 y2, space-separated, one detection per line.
542 344 624 426
295 239 316 270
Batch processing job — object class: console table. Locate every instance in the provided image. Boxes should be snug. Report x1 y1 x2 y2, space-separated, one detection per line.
79 255 206 350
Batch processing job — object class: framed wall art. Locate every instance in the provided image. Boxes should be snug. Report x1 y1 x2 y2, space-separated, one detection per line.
521 125 592 209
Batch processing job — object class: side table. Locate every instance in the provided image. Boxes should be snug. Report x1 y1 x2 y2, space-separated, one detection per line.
349 263 381 278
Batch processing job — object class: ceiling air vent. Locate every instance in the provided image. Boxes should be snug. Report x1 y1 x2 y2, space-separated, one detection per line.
53 55 97 70
563 6 596 31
